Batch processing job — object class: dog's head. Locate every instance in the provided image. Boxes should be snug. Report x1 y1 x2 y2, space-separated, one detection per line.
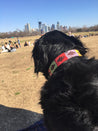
32 30 87 79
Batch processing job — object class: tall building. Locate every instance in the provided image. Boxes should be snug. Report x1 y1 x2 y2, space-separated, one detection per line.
41 24 48 33
63 26 67 31
38 21 42 32
42 24 45 33
59 25 63 31
48 26 51 32
25 23 31 32
45 25 48 33
51 24 55 31
56 21 60 30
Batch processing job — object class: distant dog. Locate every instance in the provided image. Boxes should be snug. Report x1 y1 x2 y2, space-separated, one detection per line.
32 30 98 131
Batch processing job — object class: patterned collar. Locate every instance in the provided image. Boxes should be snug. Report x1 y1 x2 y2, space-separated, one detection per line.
48 49 82 76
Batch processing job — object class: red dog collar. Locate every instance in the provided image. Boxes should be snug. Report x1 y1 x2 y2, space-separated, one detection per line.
48 49 82 76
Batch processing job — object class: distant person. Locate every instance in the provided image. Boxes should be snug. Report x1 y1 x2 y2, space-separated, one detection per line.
1 45 5 51
68 31 74 37
28 41 30 46
9 41 14 50
18 39 21 47
24 41 29 46
1 45 8 53
1 43 16 53
9 42 16 52
4 42 11 52
9 40 12 45
14 42 19 49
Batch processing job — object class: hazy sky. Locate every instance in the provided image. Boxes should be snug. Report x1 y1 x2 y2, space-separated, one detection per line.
0 0 98 32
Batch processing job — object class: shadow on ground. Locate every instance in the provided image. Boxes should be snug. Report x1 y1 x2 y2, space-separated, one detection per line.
0 105 98 131
0 104 43 131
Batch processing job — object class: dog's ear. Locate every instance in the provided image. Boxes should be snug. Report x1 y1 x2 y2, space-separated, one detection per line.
70 36 88 55
32 42 49 74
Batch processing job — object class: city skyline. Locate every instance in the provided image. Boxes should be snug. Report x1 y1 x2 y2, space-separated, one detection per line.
0 0 98 32
24 21 67 33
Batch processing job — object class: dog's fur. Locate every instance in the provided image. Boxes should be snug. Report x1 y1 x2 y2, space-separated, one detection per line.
32 30 98 131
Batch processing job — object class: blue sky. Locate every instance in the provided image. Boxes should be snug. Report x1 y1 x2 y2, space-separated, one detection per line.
0 0 98 32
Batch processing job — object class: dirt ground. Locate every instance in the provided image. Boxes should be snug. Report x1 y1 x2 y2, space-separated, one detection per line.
0 35 98 130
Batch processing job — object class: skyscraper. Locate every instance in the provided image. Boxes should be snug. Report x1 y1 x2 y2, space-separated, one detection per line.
38 21 42 32
48 26 51 32
42 24 45 33
57 21 60 30
25 23 31 32
45 25 48 33
51 24 55 31
60 25 63 31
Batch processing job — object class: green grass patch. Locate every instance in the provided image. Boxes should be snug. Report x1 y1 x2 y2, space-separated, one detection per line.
26 67 31 71
26 66 33 71
2 80 4 83
15 92 20 95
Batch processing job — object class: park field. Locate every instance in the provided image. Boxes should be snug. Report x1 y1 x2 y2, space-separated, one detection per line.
0 35 98 130
0 35 98 112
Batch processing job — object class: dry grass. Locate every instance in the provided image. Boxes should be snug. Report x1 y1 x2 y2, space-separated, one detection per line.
0 35 98 115
73 31 98 37
82 36 98 58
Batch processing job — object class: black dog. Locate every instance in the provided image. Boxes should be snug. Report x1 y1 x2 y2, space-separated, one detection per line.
32 30 98 131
